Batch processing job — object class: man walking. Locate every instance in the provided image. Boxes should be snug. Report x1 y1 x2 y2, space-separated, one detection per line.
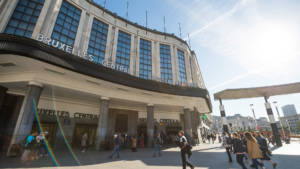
222 132 233 163
178 130 195 169
109 134 122 159
152 133 162 157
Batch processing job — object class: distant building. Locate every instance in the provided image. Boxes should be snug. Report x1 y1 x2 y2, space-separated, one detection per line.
212 114 257 132
257 117 271 130
282 104 297 117
280 114 300 133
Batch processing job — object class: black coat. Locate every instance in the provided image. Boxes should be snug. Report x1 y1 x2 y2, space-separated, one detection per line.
232 138 246 153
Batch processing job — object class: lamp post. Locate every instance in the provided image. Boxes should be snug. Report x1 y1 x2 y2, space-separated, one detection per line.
273 101 286 139
250 104 258 130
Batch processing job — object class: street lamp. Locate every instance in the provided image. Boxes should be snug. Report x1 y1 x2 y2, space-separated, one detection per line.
250 104 258 130
273 101 286 139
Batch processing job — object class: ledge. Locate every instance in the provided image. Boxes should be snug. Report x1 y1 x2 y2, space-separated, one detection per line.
0 34 212 111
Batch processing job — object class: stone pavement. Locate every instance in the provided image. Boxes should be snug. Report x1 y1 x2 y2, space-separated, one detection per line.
1 140 300 169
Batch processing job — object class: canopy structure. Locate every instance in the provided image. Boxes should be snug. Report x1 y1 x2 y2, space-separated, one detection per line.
214 82 300 100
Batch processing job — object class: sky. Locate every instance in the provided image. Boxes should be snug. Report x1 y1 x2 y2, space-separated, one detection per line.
94 0 300 120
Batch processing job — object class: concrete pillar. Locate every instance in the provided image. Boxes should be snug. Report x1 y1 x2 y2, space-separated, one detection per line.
104 25 113 61
170 45 176 85
219 99 229 134
152 41 160 80
0 0 18 32
129 34 136 75
185 52 193 84
95 97 109 150
264 97 282 147
44 0 63 37
7 82 43 155
184 108 192 138
128 111 138 136
32 0 52 38
111 27 119 64
79 14 94 54
147 104 154 147
135 37 141 77
73 10 87 51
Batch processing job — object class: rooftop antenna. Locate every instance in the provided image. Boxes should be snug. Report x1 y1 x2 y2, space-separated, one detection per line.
146 10 148 34
178 22 182 39
102 0 106 14
163 16 166 39
188 33 191 48
125 0 129 27
126 0 129 19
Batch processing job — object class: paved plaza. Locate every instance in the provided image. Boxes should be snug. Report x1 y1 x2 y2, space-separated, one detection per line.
1 139 300 169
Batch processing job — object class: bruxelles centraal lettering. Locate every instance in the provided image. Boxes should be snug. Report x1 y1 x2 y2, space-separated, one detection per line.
36 33 128 73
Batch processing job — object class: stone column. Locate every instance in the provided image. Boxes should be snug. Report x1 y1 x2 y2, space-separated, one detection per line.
8 82 43 155
128 111 138 136
219 99 229 134
170 45 176 85
135 37 141 77
184 108 192 138
44 0 63 37
32 0 52 38
264 97 282 147
111 27 119 64
153 41 160 81
147 104 154 147
185 52 193 84
173 46 179 84
95 97 109 150
0 0 18 32
73 10 87 53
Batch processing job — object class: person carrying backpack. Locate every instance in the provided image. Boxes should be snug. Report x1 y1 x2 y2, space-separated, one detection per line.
257 133 277 169
222 132 233 163
178 130 194 169
21 131 38 163
232 132 247 169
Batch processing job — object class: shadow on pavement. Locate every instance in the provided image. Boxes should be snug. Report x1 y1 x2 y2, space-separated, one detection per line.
1 145 300 169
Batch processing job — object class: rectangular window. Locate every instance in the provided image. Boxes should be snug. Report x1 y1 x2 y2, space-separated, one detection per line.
116 31 131 71
160 44 172 84
51 0 81 48
4 0 45 38
139 39 152 79
177 49 187 83
87 18 108 64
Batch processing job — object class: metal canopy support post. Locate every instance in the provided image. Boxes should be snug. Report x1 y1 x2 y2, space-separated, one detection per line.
264 97 282 147
219 99 229 134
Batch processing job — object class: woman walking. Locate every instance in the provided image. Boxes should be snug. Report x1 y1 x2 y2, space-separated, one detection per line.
245 132 263 169
258 133 277 169
232 132 247 169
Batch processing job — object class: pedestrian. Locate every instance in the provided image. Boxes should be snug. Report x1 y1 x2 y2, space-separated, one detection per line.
222 132 233 163
152 133 162 157
139 134 145 148
232 132 247 169
109 134 121 159
178 130 194 169
131 136 137 152
244 132 263 169
21 131 38 163
218 134 222 143
81 132 88 152
207 134 211 144
36 132 46 157
257 133 277 169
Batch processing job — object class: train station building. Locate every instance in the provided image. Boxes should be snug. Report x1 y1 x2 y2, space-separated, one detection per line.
0 0 211 154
